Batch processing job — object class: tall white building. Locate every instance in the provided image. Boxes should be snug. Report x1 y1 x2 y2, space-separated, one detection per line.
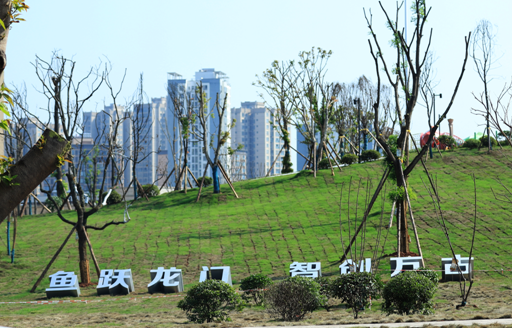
231 101 297 179
166 69 231 186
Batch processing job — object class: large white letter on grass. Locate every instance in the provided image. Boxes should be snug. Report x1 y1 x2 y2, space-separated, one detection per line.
148 267 184 293
199 266 232 285
289 262 321 278
390 257 423 277
96 269 135 296
339 258 372 274
45 271 80 298
441 254 474 281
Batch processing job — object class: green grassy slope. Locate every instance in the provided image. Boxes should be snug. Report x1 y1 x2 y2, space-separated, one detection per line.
1 147 511 301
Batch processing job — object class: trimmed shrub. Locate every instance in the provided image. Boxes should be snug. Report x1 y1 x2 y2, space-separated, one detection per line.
416 267 439 287
197 176 213 187
382 271 437 315
479 135 498 147
341 154 358 165
463 138 480 149
438 135 456 149
361 150 381 162
317 158 331 170
264 276 326 321
240 273 273 306
316 276 336 311
331 272 382 318
177 280 245 323
141 184 159 197
102 189 122 205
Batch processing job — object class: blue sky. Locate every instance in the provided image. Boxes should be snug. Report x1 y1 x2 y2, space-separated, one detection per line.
6 0 512 139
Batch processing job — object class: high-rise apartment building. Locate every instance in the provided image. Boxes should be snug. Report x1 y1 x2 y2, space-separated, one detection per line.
166 69 231 186
231 101 297 179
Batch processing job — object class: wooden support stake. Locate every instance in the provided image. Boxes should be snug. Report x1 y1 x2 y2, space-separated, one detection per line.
288 144 308 161
159 167 175 192
323 142 337 175
135 177 150 201
187 166 199 187
218 162 239 199
30 193 51 214
266 145 285 177
19 196 29 217
195 163 210 202
326 139 344 171
388 201 396 228
121 180 133 202
30 225 76 293
398 163 425 266
83 227 101 279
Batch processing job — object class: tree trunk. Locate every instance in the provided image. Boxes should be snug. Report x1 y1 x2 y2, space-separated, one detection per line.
397 200 410 255
78 226 90 284
0 129 70 224
0 0 10 158
212 164 220 194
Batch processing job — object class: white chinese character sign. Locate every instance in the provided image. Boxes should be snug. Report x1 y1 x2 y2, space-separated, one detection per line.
199 266 232 285
96 269 135 296
442 254 474 281
390 256 423 277
289 262 321 278
148 267 184 293
339 258 372 275
46 271 80 298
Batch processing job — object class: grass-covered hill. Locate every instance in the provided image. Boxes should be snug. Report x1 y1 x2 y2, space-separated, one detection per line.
1 147 512 302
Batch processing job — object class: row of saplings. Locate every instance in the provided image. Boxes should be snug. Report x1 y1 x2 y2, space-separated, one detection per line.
177 269 439 323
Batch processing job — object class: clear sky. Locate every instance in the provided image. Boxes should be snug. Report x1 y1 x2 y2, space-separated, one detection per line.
5 0 512 139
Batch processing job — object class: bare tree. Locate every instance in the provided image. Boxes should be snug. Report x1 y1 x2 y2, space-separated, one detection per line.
19 53 136 286
471 20 498 152
340 0 471 261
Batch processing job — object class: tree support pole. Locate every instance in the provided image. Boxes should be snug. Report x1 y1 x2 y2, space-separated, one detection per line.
323 142 339 174
30 225 76 293
195 163 210 202
83 227 101 279
187 167 199 187
288 144 308 161
30 193 52 214
10 213 16 263
326 139 344 170
340 167 390 263
135 177 149 201
266 145 284 177
218 162 239 199
159 167 175 192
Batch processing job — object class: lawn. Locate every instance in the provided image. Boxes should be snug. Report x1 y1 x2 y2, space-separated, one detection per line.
1 147 512 327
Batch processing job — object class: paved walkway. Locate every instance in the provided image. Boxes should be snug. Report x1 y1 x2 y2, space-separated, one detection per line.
248 318 512 328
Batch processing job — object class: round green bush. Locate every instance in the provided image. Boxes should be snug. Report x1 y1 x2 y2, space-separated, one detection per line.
416 267 439 287
316 276 335 311
239 273 273 305
330 272 382 318
264 276 326 321
361 150 381 162
102 189 122 205
177 280 245 323
479 135 497 147
463 138 480 149
438 135 456 149
197 176 213 187
382 271 437 315
341 154 358 165
141 184 160 197
317 158 331 170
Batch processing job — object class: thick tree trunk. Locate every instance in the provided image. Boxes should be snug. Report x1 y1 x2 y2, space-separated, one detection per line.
397 200 410 255
0 129 70 224
0 0 9 158
212 164 220 194
78 226 90 284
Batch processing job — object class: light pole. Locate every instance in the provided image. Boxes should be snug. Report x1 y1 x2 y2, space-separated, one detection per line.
429 93 442 159
354 98 361 163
